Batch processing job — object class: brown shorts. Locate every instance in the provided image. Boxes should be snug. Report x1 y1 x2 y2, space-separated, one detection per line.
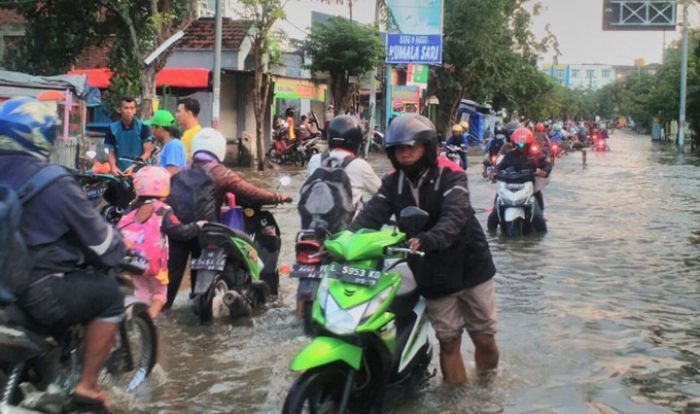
425 279 497 341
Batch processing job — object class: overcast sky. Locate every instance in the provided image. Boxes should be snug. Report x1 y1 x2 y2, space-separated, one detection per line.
242 0 700 66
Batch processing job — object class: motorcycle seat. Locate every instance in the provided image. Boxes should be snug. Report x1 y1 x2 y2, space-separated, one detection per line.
202 222 255 245
389 263 420 317
1 303 55 338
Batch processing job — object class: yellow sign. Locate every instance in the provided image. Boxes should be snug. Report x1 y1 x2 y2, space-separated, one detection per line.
274 78 326 102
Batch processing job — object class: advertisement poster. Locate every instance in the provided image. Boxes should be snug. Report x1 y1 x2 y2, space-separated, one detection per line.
385 0 444 65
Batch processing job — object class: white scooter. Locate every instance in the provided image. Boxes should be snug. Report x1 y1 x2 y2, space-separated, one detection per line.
488 168 545 236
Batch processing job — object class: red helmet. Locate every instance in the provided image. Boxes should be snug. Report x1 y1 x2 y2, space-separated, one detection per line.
534 122 545 132
512 127 534 149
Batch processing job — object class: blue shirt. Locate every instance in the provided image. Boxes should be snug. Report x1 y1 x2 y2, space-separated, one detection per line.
104 118 152 171
158 139 187 171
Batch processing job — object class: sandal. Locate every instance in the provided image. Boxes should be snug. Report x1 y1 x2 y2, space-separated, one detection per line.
67 393 109 414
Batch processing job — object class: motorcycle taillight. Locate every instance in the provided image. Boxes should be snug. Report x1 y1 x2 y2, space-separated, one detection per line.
296 240 322 265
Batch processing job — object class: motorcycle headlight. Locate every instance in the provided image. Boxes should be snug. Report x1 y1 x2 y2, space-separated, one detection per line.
360 286 393 324
324 295 366 335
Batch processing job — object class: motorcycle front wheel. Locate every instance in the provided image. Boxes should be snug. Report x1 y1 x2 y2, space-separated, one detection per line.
196 272 228 324
282 367 347 414
102 302 158 392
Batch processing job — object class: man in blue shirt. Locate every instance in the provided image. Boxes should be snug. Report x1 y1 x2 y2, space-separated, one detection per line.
144 109 186 174
105 97 153 174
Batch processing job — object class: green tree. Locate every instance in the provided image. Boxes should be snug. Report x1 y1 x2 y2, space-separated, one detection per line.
6 0 197 118
238 0 286 170
431 0 554 133
4 0 109 75
306 16 384 115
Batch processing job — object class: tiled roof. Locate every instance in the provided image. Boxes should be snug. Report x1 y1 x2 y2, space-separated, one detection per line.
75 41 112 69
0 8 25 24
179 17 246 50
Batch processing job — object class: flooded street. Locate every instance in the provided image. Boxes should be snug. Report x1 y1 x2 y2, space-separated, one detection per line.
114 130 700 414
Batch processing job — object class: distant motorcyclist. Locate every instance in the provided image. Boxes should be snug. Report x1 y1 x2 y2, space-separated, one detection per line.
492 127 551 213
482 124 507 178
548 123 564 145
445 123 468 169
533 122 551 150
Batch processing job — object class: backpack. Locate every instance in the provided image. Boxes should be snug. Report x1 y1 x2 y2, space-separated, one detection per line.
298 153 355 234
0 165 70 303
117 200 168 279
168 165 217 223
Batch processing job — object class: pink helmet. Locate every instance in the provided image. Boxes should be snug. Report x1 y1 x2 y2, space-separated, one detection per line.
134 166 171 198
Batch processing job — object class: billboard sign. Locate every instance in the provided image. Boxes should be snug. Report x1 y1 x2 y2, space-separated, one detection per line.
386 0 444 65
603 0 677 31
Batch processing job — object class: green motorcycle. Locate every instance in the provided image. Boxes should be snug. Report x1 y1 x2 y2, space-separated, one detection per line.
283 207 433 414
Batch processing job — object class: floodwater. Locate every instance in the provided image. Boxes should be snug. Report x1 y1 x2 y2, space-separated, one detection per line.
112 130 700 414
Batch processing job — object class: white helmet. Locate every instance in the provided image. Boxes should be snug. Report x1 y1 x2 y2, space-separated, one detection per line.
191 127 227 162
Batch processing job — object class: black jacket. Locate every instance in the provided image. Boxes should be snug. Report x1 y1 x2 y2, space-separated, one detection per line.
496 149 552 176
350 158 496 299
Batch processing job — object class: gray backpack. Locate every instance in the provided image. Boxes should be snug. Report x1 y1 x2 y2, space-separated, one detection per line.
298 154 355 234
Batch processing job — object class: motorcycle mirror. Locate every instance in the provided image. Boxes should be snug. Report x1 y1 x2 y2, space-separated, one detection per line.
85 150 97 160
398 207 430 237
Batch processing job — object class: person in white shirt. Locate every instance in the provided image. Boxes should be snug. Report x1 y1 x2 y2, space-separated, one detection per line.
307 115 381 210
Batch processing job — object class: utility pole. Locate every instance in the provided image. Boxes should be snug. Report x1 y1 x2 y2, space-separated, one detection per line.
677 0 689 152
364 0 379 157
212 0 223 129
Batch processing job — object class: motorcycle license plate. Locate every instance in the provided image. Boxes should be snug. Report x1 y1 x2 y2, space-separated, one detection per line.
194 269 217 294
191 249 226 271
290 264 327 279
324 264 381 286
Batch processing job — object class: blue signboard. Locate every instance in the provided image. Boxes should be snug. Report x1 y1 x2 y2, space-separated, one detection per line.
385 0 444 65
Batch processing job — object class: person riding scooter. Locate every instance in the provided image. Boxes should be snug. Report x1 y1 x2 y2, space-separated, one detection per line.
444 123 468 169
488 127 551 232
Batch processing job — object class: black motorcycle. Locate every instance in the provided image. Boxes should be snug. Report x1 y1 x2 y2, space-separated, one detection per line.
0 254 158 412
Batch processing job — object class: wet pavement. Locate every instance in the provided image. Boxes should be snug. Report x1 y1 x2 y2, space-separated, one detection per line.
112 130 700 413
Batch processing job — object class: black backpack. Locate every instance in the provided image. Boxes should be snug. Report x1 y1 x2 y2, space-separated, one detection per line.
298 154 355 234
0 165 70 304
168 165 217 224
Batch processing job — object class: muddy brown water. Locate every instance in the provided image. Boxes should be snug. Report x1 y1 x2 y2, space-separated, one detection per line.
112 130 700 414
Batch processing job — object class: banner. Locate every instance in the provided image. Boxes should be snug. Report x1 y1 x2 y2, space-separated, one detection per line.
407 64 429 88
386 0 444 65
274 78 326 102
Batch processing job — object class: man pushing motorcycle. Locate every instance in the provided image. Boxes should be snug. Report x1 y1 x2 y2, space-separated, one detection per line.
350 113 499 385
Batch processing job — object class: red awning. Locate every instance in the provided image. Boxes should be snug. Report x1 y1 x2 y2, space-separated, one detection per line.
156 68 209 88
68 68 114 89
67 68 210 89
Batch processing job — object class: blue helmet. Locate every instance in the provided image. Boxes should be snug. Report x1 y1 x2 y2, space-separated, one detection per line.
0 97 58 158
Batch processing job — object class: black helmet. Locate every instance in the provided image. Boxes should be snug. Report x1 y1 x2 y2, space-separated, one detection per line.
504 120 521 141
327 115 363 154
384 113 438 173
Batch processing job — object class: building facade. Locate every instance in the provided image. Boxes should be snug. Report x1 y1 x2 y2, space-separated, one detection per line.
540 64 616 90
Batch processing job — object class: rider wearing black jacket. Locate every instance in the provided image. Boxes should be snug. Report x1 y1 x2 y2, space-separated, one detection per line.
488 127 551 233
350 114 498 385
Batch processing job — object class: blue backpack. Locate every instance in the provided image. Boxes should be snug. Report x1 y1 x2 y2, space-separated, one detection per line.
0 165 70 304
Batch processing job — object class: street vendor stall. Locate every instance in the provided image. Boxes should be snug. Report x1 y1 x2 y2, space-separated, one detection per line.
0 70 93 168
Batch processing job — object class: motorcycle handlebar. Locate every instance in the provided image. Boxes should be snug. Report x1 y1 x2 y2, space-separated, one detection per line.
385 246 425 257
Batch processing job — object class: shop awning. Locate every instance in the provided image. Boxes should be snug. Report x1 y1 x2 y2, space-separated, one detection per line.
67 68 210 89
156 68 209 88
68 68 113 89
